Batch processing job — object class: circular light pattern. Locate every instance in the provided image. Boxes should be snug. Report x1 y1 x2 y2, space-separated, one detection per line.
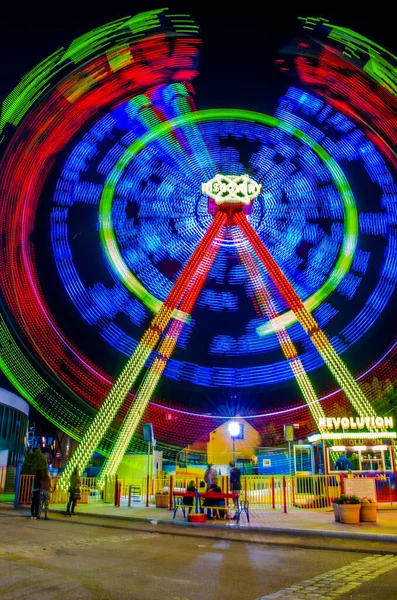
0 12 396 453
98 107 359 330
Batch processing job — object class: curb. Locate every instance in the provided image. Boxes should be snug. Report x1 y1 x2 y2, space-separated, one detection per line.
48 507 397 544
3 504 397 545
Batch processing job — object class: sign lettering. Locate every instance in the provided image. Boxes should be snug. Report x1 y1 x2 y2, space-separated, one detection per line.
319 416 394 430
201 174 262 205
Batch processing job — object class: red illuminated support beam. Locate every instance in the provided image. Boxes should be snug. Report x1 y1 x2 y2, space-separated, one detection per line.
100 221 227 479
59 210 228 487
233 210 378 426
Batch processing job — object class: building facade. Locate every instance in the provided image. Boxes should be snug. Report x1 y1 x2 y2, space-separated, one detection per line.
207 418 261 466
0 388 29 467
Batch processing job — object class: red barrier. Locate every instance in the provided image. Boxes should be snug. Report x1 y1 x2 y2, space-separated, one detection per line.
291 476 296 507
169 475 174 511
282 476 287 513
271 476 275 509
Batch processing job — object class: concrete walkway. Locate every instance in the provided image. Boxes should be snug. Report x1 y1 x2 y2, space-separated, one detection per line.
42 499 397 543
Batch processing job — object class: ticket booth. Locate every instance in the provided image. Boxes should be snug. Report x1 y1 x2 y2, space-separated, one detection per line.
327 444 392 473
308 415 397 501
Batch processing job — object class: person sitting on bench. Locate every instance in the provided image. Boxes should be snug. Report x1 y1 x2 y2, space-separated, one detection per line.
203 478 225 519
185 480 196 514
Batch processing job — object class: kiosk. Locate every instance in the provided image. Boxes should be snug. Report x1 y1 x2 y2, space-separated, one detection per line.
308 415 397 501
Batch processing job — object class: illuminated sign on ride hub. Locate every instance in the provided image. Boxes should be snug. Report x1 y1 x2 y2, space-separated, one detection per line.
201 174 262 205
319 416 394 430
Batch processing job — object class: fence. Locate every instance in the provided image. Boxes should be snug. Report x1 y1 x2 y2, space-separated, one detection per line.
18 475 108 506
12 471 396 510
237 475 341 510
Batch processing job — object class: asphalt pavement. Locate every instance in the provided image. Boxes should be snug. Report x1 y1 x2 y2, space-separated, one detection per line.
1 507 397 600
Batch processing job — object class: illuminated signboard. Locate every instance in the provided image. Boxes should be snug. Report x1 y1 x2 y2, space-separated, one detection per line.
201 174 262 205
318 416 394 430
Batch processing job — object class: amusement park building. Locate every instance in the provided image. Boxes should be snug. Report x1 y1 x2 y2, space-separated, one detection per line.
207 418 261 465
0 388 29 467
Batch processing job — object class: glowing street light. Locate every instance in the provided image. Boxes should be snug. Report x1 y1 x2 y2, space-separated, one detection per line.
228 421 241 438
228 420 241 464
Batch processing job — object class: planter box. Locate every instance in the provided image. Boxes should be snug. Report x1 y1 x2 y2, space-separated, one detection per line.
155 494 169 508
360 503 377 522
339 503 361 524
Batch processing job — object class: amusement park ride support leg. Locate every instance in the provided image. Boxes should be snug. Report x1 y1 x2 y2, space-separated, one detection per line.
98 224 226 481
58 211 227 488
230 227 327 430
233 211 378 426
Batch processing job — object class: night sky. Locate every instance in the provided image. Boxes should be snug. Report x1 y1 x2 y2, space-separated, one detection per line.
0 3 396 432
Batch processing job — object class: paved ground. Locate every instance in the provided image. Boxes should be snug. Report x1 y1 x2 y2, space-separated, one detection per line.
1 508 397 600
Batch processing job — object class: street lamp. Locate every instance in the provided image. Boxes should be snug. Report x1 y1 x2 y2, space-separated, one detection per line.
228 421 241 465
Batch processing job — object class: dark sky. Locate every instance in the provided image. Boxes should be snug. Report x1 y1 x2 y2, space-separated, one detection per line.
0 3 395 430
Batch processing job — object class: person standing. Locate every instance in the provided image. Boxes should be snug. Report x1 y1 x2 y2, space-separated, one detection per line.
335 455 353 471
204 464 215 490
229 461 241 492
66 467 82 516
229 461 241 520
30 470 41 519
38 468 54 520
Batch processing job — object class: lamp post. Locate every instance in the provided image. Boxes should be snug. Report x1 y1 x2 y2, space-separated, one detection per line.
228 421 241 465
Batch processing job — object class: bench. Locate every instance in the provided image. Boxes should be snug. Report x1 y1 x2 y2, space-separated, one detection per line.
173 490 249 523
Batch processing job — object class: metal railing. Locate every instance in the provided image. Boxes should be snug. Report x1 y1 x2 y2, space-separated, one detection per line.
18 474 33 504
17 475 106 505
14 472 395 510
238 475 342 510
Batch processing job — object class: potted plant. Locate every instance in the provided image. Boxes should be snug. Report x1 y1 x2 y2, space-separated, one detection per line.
332 500 341 522
155 490 169 508
334 494 361 524
360 497 378 522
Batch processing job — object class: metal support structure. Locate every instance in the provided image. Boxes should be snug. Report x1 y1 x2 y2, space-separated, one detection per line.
62 174 383 481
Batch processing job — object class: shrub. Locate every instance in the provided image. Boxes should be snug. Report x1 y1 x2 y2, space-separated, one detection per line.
334 494 361 505
360 496 376 504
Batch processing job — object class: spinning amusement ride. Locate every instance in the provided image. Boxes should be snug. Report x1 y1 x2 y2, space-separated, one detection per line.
0 10 396 486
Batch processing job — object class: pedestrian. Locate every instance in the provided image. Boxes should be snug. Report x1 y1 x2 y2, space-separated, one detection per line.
229 461 241 492
38 467 54 520
204 463 215 490
185 479 196 514
229 461 241 520
66 467 82 516
335 455 353 471
30 469 41 519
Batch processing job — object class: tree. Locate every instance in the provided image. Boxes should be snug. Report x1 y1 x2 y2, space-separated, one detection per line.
21 448 48 474
33 448 49 472
21 450 35 474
